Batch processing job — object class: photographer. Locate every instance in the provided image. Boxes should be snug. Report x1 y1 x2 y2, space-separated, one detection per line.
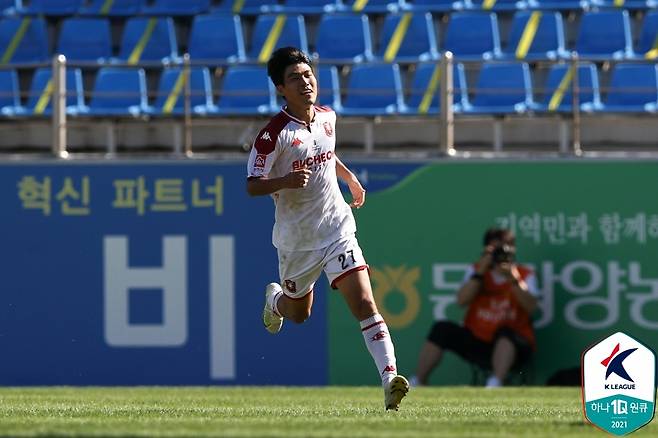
411 227 539 387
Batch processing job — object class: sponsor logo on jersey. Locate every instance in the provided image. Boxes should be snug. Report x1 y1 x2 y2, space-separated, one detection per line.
291 137 303 147
284 279 296 293
254 154 266 168
323 121 333 137
292 150 333 171
260 131 272 141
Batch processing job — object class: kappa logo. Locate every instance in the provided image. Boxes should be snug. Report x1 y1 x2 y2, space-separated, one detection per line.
254 153 266 168
371 330 388 342
291 137 303 147
602 343 638 382
260 131 272 141
284 279 296 293
381 365 396 376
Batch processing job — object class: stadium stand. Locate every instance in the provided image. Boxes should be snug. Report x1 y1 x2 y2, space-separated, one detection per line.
212 0 278 15
188 14 246 64
80 0 146 17
85 67 149 116
116 17 179 64
462 62 534 114
317 65 342 110
341 63 405 115
57 18 112 63
277 0 342 14
24 67 85 115
375 12 440 62
401 0 473 12
341 0 404 13
574 10 634 60
636 11 658 59
248 14 309 63
149 67 216 116
600 63 658 113
141 0 211 16
213 65 276 115
404 62 469 114
0 16 48 64
501 11 569 61
314 13 374 63
443 12 502 60
0 69 21 115
22 0 84 16
535 62 602 113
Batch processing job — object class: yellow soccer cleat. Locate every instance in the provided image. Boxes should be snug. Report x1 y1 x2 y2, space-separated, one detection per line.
385 375 409 411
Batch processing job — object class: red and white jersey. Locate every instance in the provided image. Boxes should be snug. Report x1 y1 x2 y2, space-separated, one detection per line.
247 106 356 251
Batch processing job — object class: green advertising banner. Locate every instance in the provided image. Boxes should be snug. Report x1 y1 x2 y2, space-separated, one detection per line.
329 161 658 386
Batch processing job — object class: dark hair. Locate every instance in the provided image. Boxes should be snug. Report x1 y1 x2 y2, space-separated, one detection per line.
267 47 313 87
483 227 514 246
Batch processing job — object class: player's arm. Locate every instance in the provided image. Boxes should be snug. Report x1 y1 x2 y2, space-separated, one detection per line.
335 155 366 209
246 170 312 196
507 266 538 314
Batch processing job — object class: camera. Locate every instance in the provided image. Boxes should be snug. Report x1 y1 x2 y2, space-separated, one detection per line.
491 244 515 265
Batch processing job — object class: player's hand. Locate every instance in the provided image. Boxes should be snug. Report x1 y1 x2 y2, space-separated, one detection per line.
347 179 366 209
284 168 312 189
476 245 494 274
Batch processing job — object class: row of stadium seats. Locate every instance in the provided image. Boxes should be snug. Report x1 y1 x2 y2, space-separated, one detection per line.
2 0 658 16
1 10 658 65
2 61 656 117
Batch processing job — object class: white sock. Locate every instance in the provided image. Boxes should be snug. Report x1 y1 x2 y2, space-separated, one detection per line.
360 314 397 387
267 287 283 317
486 375 502 388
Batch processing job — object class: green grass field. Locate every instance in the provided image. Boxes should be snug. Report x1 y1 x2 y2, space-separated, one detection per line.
0 386 655 437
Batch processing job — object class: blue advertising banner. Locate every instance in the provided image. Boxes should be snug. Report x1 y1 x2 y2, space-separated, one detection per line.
0 161 330 385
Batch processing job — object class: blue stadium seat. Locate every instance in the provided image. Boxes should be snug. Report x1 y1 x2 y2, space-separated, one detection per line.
116 17 179 65
141 0 211 16
527 0 589 10
1 0 22 16
472 0 530 11
341 63 405 115
314 14 374 63
443 13 502 60
188 14 245 65
401 0 472 12
80 0 145 16
535 62 601 113
57 18 112 63
375 12 439 62
212 0 278 15
248 14 308 63
149 67 216 116
588 0 649 10
277 0 341 14
25 67 86 116
85 68 149 116
0 17 48 64
599 63 658 113
575 11 634 60
501 11 568 61
23 0 83 16
462 62 534 114
317 65 342 111
0 69 22 115
213 66 276 115
404 62 469 114
340 0 403 13
636 11 658 59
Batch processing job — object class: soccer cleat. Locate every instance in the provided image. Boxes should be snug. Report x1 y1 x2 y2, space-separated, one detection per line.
385 375 409 411
263 282 283 334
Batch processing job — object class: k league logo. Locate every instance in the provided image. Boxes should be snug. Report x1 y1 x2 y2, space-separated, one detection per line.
582 332 656 436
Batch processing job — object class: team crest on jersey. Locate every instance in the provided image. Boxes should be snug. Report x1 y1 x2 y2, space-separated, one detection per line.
260 131 272 141
254 153 266 168
284 280 297 293
323 122 333 137
291 137 303 147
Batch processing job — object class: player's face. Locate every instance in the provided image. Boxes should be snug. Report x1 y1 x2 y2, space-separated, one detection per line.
278 63 317 108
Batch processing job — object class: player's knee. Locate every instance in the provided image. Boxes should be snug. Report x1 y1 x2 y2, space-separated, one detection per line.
355 297 377 319
289 307 311 324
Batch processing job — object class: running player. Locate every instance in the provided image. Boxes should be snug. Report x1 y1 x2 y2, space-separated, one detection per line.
246 47 408 410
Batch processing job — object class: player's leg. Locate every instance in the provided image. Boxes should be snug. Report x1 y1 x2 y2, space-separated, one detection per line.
326 236 408 410
263 248 322 334
489 327 533 386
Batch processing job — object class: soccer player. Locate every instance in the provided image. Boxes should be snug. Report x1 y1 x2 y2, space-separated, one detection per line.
246 47 409 410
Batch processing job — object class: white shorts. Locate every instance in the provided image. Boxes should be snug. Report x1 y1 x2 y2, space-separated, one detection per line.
278 234 369 299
